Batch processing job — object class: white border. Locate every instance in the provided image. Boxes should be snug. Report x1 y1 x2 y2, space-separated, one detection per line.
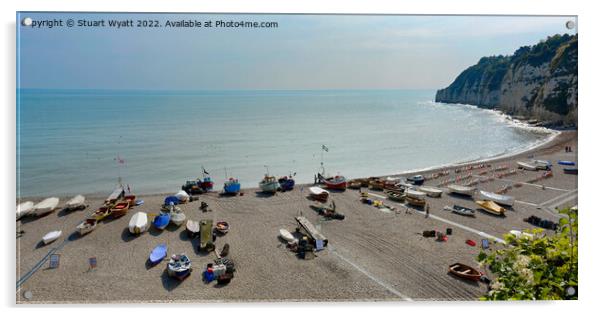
2 0 600 315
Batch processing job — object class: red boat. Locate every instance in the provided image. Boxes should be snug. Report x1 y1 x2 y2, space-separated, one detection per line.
322 175 347 190
124 195 136 208
110 201 131 218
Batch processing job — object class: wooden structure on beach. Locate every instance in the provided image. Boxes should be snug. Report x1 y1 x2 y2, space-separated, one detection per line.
295 216 328 248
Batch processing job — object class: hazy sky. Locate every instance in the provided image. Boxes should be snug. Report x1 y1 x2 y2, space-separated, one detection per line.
17 13 576 90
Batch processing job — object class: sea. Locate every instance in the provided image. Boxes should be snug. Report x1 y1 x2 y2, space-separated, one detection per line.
17 89 553 197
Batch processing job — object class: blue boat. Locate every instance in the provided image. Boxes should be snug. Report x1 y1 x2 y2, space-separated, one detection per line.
563 167 578 175
149 243 167 265
164 196 180 205
278 176 295 191
223 178 241 194
558 160 576 166
153 212 170 230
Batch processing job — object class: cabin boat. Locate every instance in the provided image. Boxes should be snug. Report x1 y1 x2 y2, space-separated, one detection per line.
418 186 443 197
32 197 60 216
448 263 483 281
308 186 329 202
76 219 98 235
476 200 505 216
278 176 295 191
223 178 241 194
447 184 475 197
478 190 515 207
322 175 347 190
517 161 537 171
259 175 280 193
199 177 214 192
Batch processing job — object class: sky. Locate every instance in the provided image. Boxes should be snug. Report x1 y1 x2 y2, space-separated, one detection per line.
16 13 577 90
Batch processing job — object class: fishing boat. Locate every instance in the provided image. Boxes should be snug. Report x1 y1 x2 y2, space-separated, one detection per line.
476 200 506 216
385 190 405 202
322 175 347 190
216 221 229 234
223 178 241 195
278 176 295 191
32 197 60 216
76 219 98 235
17 201 34 219
167 253 192 280
89 206 112 221
564 167 578 174
405 195 426 207
199 176 214 192
347 179 362 189
128 212 149 235
368 178 385 190
418 186 443 198
407 175 425 185
259 175 280 193
308 186 329 202
478 190 515 207
517 161 537 171
448 263 483 281
445 205 476 217
64 194 86 211
106 186 125 204
169 205 186 226
186 220 200 237
110 201 130 218
153 211 170 230
42 230 62 245
279 229 296 243
447 184 475 197
558 160 576 166
149 244 167 265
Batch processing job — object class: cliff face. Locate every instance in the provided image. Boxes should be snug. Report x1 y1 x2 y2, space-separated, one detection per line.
435 34 577 126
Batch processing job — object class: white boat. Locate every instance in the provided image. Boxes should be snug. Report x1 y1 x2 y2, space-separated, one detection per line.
128 212 149 234
531 159 551 170
32 197 60 216
65 194 86 211
447 184 475 196
76 219 98 235
479 190 515 207
517 161 537 171
406 189 427 200
279 229 296 243
42 230 62 244
418 186 443 198
175 190 190 202
169 206 186 226
17 201 34 219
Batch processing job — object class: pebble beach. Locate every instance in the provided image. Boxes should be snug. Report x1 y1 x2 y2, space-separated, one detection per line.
16 131 577 303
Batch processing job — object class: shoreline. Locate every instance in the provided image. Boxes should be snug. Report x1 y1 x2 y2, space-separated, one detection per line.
17 129 569 201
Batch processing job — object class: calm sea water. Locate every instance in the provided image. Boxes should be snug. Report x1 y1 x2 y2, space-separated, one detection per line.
17 89 551 197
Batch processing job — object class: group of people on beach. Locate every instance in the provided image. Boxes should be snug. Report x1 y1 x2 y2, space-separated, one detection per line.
564 146 573 152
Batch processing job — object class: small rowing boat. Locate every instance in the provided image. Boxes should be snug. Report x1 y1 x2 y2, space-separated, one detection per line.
385 190 405 202
475 200 505 216
128 212 149 235
42 230 62 245
478 190 515 207
558 160 576 166
32 197 60 216
279 228 296 242
532 159 552 170
308 186 329 202
563 167 578 174
347 179 362 189
89 206 111 221
216 221 229 234
448 263 483 281
517 161 537 171
447 184 475 197
76 219 98 235
149 244 167 265
153 211 170 230
418 186 443 198
405 195 426 207
406 189 427 200
17 201 34 220
110 201 130 218
169 205 186 226
167 253 192 280
445 205 476 217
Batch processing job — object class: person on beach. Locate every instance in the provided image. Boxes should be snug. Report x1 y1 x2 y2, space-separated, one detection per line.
425 203 430 218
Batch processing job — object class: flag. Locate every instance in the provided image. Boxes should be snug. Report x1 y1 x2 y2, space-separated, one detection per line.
322 145 329 152
115 154 125 164
203 168 209 175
